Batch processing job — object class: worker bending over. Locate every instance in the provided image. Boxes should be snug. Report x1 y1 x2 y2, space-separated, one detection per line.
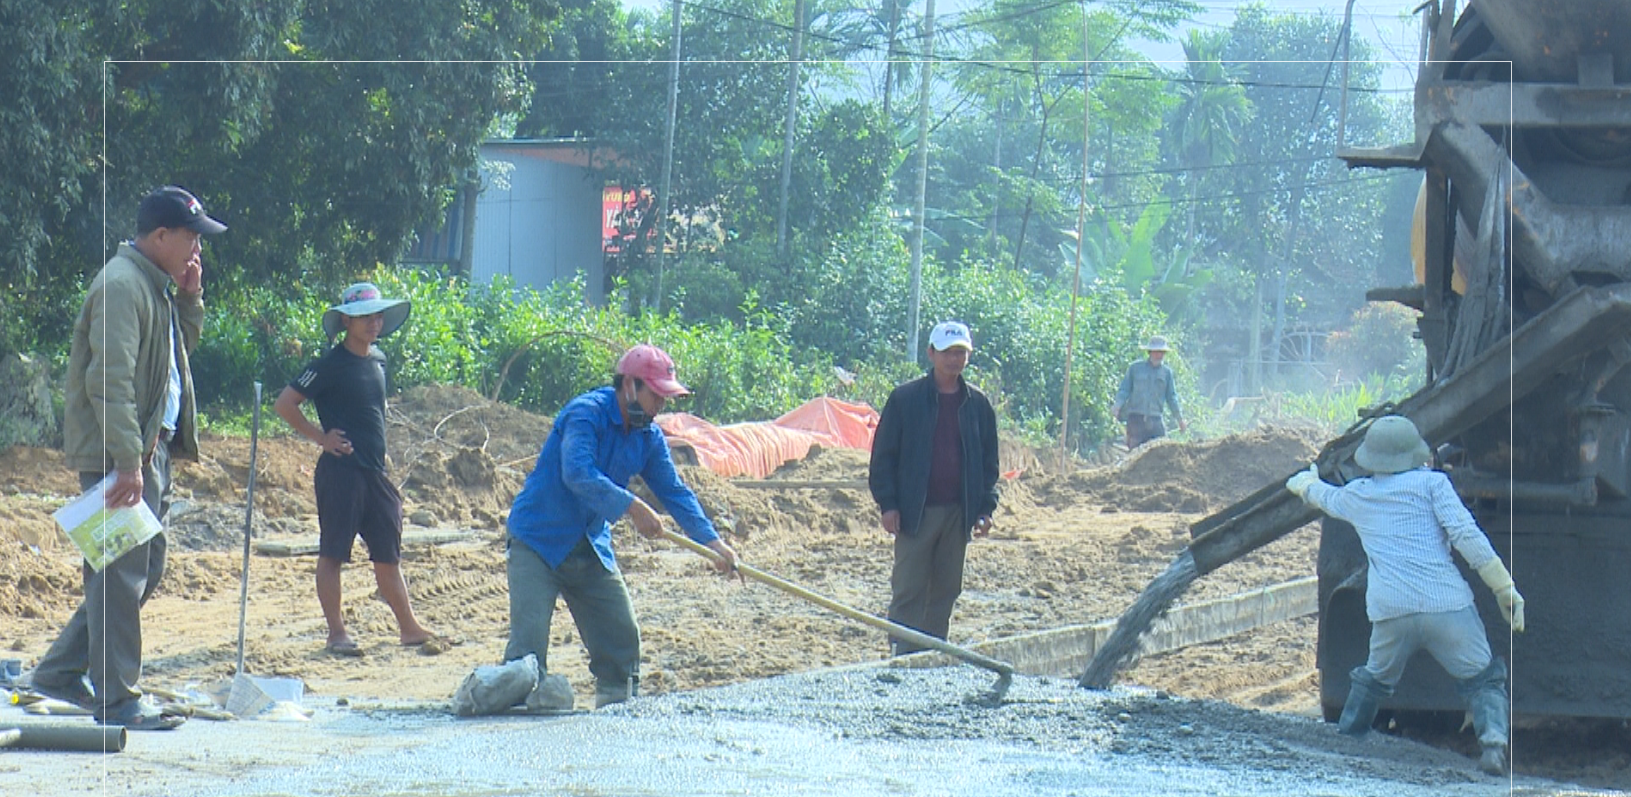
1286 415 1524 776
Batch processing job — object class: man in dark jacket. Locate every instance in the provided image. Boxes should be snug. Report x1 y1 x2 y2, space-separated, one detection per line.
868 321 1000 655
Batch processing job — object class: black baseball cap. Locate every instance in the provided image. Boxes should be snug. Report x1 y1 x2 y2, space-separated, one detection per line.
136 186 227 235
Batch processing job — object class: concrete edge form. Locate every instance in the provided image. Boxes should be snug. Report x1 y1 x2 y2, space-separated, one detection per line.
893 577 1319 677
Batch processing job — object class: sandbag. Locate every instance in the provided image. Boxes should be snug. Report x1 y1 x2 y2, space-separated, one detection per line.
451 655 539 716
525 673 574 712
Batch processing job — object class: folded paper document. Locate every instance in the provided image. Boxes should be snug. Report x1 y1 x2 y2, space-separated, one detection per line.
51 473 163 571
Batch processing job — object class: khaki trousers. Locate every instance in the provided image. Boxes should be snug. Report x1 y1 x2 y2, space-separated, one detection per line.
887 504 968 654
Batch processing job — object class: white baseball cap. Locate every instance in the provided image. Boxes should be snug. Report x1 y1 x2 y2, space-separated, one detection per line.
929 321 974 351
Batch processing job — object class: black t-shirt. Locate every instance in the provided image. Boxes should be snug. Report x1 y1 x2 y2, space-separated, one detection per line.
288 343 389 472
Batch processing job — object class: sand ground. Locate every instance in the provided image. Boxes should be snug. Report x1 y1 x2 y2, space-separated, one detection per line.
1 385 1625 790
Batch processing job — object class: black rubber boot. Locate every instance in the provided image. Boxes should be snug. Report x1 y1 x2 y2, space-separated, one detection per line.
595 675 638 709
1456 658 1510 774
1337 667 1393 737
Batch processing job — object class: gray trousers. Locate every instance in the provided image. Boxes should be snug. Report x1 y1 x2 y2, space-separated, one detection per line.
36 441 171 717
888 504 968 654
504 536 640 693
1362 605 1493 685
1344 605 1508 748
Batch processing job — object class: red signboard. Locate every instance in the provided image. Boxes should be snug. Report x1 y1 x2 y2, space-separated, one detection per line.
602 185 653 254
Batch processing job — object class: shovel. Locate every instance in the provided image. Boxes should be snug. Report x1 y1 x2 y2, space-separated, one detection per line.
224 382 303 718
657 528 1015 702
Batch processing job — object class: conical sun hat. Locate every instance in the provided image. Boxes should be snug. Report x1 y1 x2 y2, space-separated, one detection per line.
1354 415 1431 474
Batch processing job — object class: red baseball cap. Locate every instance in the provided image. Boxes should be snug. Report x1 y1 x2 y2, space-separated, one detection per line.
616 344 690 398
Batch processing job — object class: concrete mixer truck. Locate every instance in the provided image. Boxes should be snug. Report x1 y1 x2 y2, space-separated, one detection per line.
1083 0 1631 724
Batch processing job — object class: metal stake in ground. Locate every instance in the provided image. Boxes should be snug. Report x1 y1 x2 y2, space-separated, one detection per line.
224 381 303 718
235 381 262 676
657 527 1015 702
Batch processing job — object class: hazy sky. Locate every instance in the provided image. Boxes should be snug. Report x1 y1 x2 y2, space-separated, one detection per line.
620 0 1425 89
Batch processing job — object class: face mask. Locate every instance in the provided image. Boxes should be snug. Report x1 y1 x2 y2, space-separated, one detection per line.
623 383 653 429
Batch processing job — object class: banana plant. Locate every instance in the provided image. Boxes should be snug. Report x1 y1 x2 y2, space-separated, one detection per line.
1059 200 1211 323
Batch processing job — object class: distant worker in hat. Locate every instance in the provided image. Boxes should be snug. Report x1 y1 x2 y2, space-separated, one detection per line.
1111 335 1186 449
868 321 1000 655
31 186 227 730
503 344 739 708
274 282 437 657
1285 415 1523 776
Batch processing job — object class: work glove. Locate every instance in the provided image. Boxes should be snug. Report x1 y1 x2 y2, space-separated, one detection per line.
1475 558 1526 632
1284 464 1320 499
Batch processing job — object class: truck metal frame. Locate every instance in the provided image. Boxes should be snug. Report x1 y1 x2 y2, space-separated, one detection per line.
1171 0 1631 721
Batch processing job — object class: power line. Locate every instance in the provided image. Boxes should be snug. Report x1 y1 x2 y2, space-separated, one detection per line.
932 171 1392 226
1092 154 1330 180
677 0 1410 94
893 0 1082 43
1091 170 1393 211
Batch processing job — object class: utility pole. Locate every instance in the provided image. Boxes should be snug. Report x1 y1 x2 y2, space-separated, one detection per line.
882 0 901 120
655 0 683 312
776 0 806 259
457 167 479 277
1060 11 1090 471
1337 0 1357 149
906 0 936 359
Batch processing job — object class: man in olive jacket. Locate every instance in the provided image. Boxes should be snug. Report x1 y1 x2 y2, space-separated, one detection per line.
31 186 224 730
868 321 1000 655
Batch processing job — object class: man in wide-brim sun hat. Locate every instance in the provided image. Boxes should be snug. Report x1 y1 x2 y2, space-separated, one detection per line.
275 281 437 658
321 282 411 340
1110 334 1186 449
1284 415 1524 776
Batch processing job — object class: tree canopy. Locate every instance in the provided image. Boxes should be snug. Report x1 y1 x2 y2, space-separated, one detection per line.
3 0 1420 448
0 0 556 352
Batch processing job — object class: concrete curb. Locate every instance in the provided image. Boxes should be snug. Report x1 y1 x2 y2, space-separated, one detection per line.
895 576 1319 677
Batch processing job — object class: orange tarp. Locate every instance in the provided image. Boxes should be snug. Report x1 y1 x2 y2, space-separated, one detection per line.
656 397 879 479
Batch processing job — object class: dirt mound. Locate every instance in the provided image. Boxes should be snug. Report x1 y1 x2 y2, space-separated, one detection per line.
387 383 554 468
764 445 870 482
1021 428 1321 515
0 446 80 497
166 501 311 552
0 539 81 620
1111 428 1322 502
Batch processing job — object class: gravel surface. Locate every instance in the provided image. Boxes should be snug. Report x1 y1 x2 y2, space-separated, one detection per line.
2 666 1611 796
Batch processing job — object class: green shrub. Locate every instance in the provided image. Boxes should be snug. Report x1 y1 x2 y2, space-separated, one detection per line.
189 267 840 426
1326 303 1423 383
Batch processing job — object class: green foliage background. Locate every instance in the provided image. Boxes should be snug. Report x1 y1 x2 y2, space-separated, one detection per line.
3 0 1414 453
187 229 1170 452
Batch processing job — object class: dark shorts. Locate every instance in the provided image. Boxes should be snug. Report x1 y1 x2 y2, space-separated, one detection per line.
314 456 403 564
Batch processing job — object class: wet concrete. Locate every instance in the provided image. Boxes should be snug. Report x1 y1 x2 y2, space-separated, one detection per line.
0 667 1617 796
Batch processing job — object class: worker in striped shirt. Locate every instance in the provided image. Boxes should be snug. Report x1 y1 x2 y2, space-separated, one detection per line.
1285 415 1525 776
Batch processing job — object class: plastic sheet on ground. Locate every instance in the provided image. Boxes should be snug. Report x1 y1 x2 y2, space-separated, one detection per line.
656 397 878 479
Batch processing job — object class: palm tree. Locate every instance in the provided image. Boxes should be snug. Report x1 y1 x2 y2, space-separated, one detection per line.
1168 29 1252 242
819 0 920 121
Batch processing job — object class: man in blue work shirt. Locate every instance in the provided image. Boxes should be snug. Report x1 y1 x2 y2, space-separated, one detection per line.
1111 335 1186 449
504 344 738 708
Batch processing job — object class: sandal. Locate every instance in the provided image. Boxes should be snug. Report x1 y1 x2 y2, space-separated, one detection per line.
325 640 365 657
27 675 97 710
99 699 186 731
402 634 460 655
